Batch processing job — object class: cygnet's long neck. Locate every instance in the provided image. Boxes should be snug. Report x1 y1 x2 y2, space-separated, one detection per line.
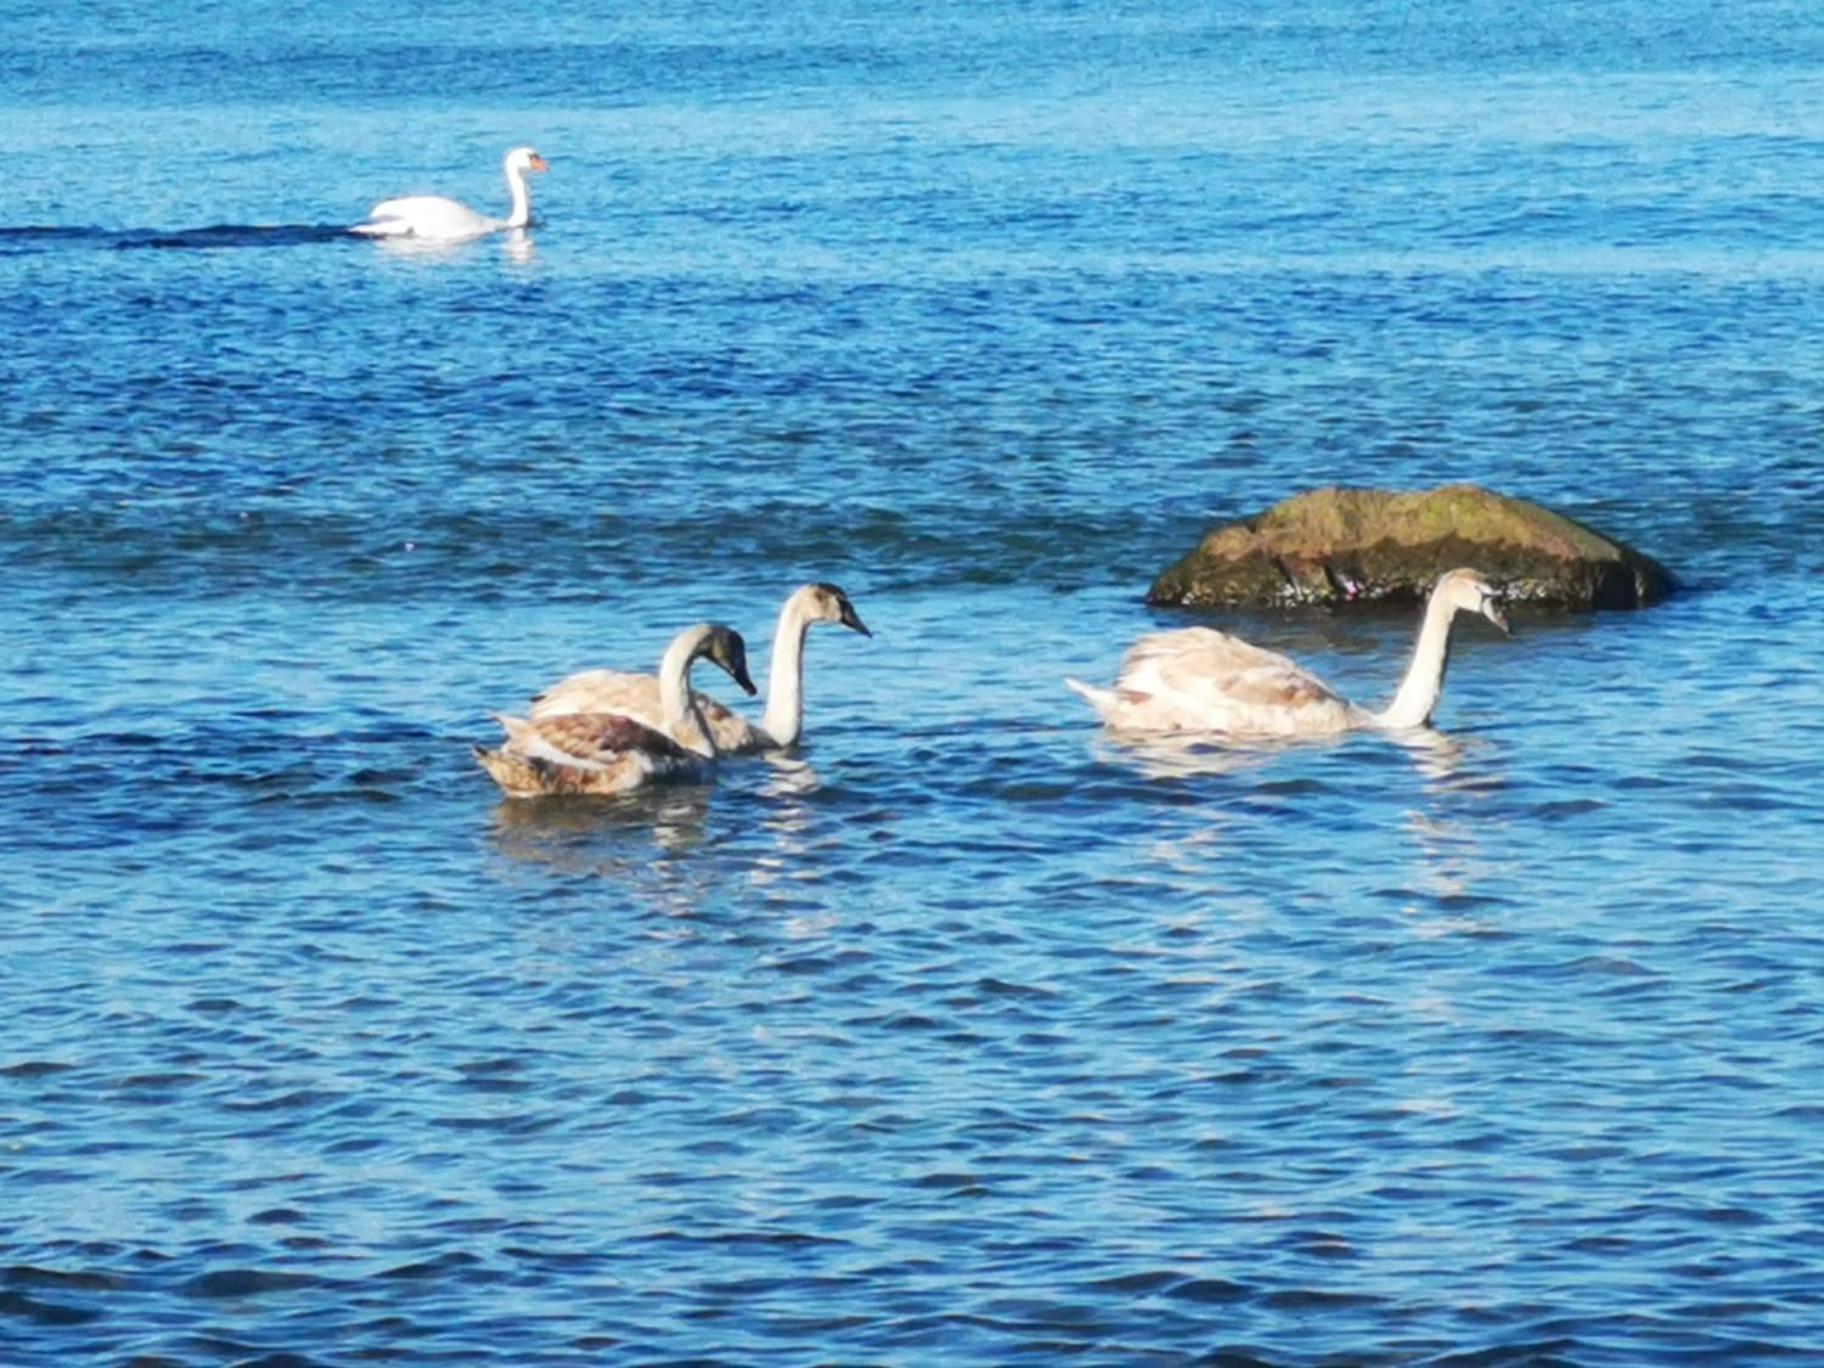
1374 585 1460 730
503 162 532 229
759 594 815 748
657 627 718 758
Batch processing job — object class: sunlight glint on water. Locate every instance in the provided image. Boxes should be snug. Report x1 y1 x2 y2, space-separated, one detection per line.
3 3 1823 1363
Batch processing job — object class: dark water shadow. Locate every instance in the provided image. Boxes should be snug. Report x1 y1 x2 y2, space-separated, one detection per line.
0 224 359 255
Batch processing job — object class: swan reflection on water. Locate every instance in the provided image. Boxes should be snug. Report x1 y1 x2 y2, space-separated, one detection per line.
485 751 830 887
1387 725 1473 785
1092 731 1287 782
758 752 821 801
487 782 714 877
365 228 538 263
356 223 539 267
749 753 823 888
1094 720 1491 788
1097 722 1507 891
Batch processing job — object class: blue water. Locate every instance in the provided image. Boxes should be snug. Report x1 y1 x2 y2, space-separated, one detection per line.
5 3 1824 1363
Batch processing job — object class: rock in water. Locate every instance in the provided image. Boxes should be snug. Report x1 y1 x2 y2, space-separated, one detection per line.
1147 485 1674 610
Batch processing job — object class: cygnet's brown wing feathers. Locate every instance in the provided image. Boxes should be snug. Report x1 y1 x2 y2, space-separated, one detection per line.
528 671 756 749
475 711 703 797
530 713 692 765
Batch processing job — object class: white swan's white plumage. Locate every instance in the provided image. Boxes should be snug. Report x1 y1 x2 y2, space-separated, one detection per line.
528 583 871 754
475 623 756 797
1067 568 1511 737
352 146 548 242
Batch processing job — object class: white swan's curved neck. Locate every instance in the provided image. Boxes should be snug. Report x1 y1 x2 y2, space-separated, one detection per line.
657 627 717 758
503 163 531 229
760 595 815 747
1374 586 1458 730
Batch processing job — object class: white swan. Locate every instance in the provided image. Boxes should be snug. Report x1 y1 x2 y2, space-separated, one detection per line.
351 146 548 242
1066 568 1511 737
475 623 756 797
527 583 871 754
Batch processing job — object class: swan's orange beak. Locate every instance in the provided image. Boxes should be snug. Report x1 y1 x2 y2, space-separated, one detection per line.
529 154 550 173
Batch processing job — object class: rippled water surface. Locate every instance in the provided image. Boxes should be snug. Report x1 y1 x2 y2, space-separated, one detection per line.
5 3 1824 1363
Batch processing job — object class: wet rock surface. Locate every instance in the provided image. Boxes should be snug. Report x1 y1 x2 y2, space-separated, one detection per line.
1147 485 1676 610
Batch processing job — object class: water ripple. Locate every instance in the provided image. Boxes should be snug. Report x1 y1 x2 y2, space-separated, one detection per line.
5 3 1824 1364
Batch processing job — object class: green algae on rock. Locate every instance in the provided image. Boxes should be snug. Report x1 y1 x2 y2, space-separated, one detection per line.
1147 485 1675 610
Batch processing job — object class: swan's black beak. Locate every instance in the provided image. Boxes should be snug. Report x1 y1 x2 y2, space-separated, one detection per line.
1483 600 1512 637
839 601 872 637
731 659 758 695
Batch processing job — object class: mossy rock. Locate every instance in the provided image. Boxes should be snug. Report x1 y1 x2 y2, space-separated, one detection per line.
1147 485 1674 610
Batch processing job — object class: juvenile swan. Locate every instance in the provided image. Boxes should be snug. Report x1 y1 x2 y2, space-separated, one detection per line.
1066 568 1511 737
475 624 755 797
352 145 549 242
528 583 871 754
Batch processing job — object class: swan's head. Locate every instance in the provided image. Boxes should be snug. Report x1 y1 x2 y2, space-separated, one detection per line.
699 624 758 695
793 582 871 637
1437 569 1511 636
504 146 550 175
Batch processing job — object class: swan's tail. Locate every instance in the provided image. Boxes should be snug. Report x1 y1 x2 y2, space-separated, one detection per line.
477 715 546 795
1064 677 1122 722
474 744 542 796
489 712 589 769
